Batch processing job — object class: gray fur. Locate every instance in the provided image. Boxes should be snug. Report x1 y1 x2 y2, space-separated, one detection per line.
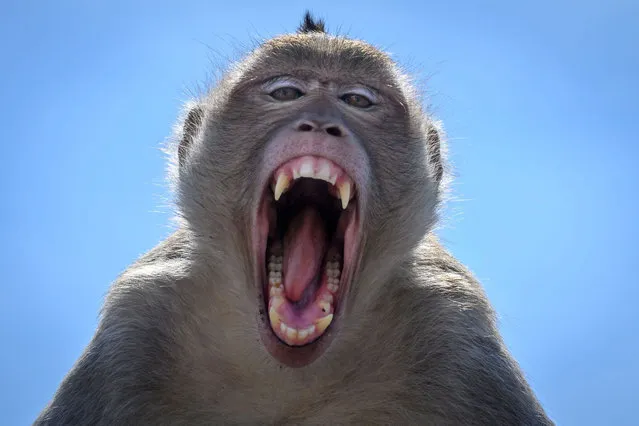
35 17 552 426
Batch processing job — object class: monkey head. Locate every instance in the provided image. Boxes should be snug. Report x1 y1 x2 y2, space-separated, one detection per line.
172 14 445 368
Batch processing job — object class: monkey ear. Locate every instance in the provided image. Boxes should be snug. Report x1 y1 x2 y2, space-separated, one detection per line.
178 104 204 168
297 11 326 33
426 122 445 184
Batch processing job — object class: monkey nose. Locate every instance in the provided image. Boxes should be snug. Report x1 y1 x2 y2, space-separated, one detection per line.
295 119 347 138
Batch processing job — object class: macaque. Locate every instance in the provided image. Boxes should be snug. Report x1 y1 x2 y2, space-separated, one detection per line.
35 13 552 425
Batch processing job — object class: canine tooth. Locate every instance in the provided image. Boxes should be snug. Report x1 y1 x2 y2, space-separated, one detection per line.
269 308 281 327
274 174 291 201
299 160 314 178
315 314 333 334
270 296 285 310
338 181 351 209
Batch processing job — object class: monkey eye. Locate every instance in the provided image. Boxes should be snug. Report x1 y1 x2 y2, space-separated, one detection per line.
340 93 374 109
270 87 304 102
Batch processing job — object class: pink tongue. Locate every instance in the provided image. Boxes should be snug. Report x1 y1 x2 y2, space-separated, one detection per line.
283 207 327 302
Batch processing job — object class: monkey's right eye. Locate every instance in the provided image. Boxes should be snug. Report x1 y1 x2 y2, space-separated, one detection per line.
269 87 304 102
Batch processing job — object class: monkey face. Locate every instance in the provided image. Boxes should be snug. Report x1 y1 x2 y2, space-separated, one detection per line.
176 34 443 367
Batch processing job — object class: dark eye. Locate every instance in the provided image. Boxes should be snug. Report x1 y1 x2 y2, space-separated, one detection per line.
341 93 373 108
270 87 304 101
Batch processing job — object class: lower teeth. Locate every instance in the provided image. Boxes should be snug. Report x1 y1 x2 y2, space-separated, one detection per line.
266 254 341 345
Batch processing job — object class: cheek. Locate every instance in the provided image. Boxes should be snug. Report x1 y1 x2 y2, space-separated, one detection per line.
365 137 432 228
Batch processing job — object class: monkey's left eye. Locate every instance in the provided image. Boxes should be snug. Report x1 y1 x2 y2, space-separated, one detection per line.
270 87 304 101
340 93 373 109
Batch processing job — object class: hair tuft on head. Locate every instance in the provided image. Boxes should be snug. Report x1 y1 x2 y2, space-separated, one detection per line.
297 11 326 33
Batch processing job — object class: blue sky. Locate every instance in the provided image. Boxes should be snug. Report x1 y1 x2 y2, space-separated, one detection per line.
1 0 637 424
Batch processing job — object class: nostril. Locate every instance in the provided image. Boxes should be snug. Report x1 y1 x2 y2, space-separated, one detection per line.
297 122 314 132
325 126 343 137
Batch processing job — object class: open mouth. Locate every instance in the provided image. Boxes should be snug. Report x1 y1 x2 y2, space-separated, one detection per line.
256 155 359 351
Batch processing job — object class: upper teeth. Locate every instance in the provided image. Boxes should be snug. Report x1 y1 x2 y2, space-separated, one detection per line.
273 156 354 209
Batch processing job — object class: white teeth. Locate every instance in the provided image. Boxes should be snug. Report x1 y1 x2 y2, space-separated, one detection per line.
317 161 331 182
276 321 319 344
286 327 297 340
299 160 314 177
338 181 351 209
327 283 339 293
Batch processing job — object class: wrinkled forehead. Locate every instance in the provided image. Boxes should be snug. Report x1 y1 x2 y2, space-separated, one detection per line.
241 34 400 90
